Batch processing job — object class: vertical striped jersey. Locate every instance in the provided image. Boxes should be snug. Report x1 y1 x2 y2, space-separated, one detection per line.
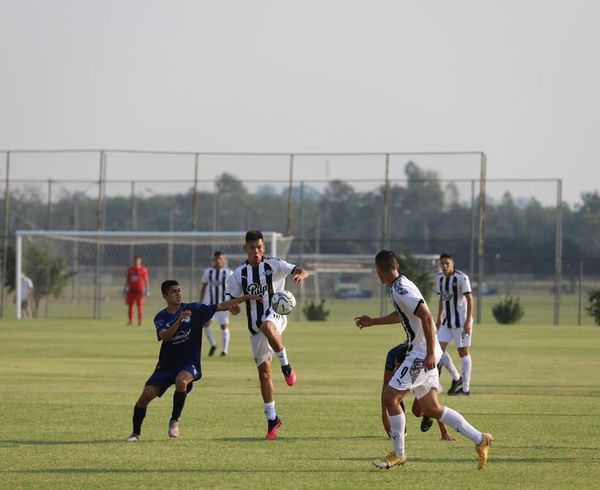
201 267 233 304
436 270 472 328
389 275 431 355
226 257 296 334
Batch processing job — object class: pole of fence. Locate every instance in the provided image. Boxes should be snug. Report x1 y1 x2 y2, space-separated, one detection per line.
287 154 294 236
470 179 476 277
44 179 53 317
1 151 10 318
476 153 487 324
93 151 105 319
554 179 563 325
190 154 199 297
578 258 583 326
130 181 136 264
380 154 390 316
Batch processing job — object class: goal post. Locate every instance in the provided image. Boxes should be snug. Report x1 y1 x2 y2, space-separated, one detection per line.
15 230 292 319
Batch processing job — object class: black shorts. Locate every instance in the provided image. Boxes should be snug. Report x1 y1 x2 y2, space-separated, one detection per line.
385 342 409 372
145 362 201 397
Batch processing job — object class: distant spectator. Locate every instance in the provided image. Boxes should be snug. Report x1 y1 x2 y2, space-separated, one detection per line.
21 273 34 318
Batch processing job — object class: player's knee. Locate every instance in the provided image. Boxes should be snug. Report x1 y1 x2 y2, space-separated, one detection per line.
257 362 271 380
411 400 423 417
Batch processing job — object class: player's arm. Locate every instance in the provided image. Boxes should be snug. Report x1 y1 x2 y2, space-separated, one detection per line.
415 301 437 371
158 310 192 341
355 311 401 329
216 294 264 312
199 283 207 303
435 296 443 328
437 420 456 441
290 266 309 287
463 292 473 335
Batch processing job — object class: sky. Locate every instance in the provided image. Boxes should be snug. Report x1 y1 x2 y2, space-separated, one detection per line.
0 0 599 205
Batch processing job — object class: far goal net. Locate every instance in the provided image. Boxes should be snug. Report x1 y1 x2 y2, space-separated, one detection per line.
15 231 293 319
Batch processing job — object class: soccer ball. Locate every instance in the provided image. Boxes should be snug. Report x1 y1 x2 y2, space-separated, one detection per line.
271 290 296 315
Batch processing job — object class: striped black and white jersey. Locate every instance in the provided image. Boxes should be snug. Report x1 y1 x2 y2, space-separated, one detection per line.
436 269 472 328
389 275 430 355
201 267 233 304
226 257 295 334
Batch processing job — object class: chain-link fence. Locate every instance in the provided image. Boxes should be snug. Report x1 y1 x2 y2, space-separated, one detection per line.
1 149 593 325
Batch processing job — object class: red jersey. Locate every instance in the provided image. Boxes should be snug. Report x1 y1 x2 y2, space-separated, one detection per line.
127 266 148 294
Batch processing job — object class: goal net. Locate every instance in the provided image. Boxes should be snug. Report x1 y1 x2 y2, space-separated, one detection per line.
15 231 293 319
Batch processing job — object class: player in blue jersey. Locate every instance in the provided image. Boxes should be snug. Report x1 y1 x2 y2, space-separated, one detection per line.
125 279 262 442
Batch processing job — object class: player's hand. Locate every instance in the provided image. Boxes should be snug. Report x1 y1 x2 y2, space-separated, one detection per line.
247 294 264 304
354 315 374 329
463 318 473 336
178 310 192 322
229 304 241 315
293 273 305 287
424 353 436 371
440 432 456 441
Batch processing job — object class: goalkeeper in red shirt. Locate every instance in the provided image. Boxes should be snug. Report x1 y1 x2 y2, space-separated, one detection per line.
124 256 150 325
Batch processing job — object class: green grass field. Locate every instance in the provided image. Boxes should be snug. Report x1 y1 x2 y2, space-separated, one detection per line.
1 305 600 489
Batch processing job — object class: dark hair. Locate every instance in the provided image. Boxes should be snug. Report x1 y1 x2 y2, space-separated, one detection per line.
161 279 180 296
375 250 399 271
439 252 454 260
213 250 224 257
245 230 263 243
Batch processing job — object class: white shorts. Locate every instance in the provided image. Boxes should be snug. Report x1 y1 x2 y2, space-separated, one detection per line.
205 310 229 326
388 348 443 399
249 310 287 366
438 324 472 348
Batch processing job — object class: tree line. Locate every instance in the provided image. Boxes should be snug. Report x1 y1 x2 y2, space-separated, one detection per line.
5 162 600 275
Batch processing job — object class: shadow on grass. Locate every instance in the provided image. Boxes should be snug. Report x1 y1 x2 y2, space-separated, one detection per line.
214 435 380 443
0 439 121 447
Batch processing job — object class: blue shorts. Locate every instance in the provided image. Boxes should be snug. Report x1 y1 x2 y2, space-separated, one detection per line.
385 342 409 372
145 362 201 397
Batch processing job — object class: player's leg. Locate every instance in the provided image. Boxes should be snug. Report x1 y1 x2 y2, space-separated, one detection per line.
457 334 472 395
214 310 230 356
412 398 455 441
259 316 295 386
220 324 229 356
126 384 160 441
136 295 144 325
381 368 394 437
418 389 492 469
438 326 462 393
126 294 134 325
373 385 409 469
168 370 195 438
251 332 282 440
203 320 217 356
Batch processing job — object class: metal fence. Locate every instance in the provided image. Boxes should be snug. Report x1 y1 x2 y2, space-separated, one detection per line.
0 149 577 324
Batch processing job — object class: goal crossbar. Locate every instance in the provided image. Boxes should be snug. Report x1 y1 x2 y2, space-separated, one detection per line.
15 230 289 319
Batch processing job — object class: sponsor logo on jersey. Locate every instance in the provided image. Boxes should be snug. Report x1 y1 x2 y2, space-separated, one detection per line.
246 283 269 295
393 281 408 295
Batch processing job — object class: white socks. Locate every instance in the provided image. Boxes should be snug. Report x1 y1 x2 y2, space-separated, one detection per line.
389 413 406 457
275 347 289 366
441 351 460 381
221 327 230 354
440 406 483 444
263 401 276 421
204 325 216 347
461 355 472 392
